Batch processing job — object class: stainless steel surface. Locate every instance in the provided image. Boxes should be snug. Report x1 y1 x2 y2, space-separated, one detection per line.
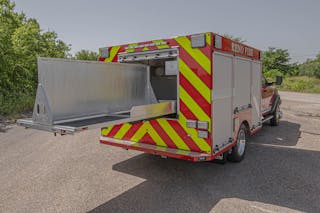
237 128 246 156
197 130 209 139
17 57 181 133
99 47 109 58
212 52 233 150
262 115 274 123
186 120 197 128
100 136 211 158
214 34 222 49
29 57 157 123
165 60 178 76
197 121 209 130
18 101 176 134
118 49 178 62
191 34 206 48
35 57 157 124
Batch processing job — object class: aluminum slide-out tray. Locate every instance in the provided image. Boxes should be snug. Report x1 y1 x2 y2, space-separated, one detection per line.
18 101 176 135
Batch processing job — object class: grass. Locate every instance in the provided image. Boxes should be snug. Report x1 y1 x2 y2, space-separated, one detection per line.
0 92 35 120
278 76 320 93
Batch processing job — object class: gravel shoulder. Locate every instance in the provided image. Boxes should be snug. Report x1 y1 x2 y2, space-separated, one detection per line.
0 91 320 213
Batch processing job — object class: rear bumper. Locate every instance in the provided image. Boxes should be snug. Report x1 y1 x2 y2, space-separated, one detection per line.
100 136 214 162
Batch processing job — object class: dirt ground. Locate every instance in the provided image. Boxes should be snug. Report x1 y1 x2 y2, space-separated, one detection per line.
0 91 319 213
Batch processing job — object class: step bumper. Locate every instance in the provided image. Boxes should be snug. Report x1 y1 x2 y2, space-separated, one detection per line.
100 136 213 162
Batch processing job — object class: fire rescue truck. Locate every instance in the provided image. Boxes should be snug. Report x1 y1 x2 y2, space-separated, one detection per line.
18 32 282 162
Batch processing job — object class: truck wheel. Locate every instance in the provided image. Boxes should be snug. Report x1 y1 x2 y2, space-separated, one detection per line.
227 124 247 162
270 105 280 126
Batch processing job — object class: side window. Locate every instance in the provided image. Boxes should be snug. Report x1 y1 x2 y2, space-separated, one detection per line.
261 75 267 86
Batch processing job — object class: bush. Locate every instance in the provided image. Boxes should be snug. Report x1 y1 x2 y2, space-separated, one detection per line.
278 76 320 93
0 92 35 116
263 69 284 82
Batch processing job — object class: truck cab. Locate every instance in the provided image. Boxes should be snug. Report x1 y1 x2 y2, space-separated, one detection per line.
261 75 282 126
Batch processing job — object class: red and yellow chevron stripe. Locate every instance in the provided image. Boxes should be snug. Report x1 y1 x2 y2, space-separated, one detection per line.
101 33 213 154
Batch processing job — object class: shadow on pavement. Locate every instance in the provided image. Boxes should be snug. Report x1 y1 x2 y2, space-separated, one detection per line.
89 120 319 213
250 120 301 146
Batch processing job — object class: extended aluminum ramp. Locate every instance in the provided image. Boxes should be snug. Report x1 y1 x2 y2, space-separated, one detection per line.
17 58 176 134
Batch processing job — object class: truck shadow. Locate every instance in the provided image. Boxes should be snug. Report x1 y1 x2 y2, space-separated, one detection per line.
89 120 320 213
250 120 301 146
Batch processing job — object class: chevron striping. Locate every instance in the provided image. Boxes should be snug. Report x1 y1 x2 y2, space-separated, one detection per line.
104 46 120 62
179 86 210 122
157 119 190 151
175 36 211 74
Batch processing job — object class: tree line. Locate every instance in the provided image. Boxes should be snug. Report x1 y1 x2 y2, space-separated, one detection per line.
262 47 320 79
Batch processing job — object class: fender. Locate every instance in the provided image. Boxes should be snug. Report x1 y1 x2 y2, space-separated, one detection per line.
270 93 281 114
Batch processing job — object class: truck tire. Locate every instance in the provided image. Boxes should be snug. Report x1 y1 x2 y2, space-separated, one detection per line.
227 124 247 162
270 105 280 126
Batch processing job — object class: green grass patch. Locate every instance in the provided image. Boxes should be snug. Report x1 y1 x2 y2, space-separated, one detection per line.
278 76 320 93
0 92 35 119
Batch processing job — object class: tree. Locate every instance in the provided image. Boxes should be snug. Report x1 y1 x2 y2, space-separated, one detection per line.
74 50 98 61
298 54 320 78
262 47 296 75
0 0 70 115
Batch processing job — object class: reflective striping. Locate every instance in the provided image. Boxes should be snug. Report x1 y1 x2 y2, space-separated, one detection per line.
128 122 166 147
101 127 112 136
157 119 190 151
131 122 148 141
178 46 212 88
175 36 211 74
153 39 170 49
179 73 211 117
142 46 149 51
125 43 138 53
146 124 168 147
114 123 132 139
179 59 211 103
107 124 123 137
179 114 211 150
167 120 202 152
123 122 143 140
150 120 178 149
104 46 120 62
205 33 211 46
179 86 210 122
179 99 197 120
140 133 156 145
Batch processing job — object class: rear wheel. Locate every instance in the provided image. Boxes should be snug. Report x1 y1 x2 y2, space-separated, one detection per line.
270 105 280 126
227 124 247 162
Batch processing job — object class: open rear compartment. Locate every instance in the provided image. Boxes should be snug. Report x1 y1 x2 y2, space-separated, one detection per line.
118 48 179 118
100 42 214 160
17 57 177 134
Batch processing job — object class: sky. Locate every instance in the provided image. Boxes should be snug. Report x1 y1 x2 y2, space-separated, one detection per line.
13 0 320 63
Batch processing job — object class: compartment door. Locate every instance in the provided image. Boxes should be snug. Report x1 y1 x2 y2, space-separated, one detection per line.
251 61 262 127
212 52 233 148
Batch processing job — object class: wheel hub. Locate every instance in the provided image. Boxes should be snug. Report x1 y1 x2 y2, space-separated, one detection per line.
237 129 246 156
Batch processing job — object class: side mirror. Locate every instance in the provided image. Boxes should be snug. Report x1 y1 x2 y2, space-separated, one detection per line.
275 76 283 85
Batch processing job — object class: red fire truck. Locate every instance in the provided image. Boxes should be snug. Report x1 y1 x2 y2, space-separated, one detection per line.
18 32 282 163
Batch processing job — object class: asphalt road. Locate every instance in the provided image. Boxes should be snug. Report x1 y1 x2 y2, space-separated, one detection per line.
0 91 320 213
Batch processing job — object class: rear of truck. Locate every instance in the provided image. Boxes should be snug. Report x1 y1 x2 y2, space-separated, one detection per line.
98 32 264 162
99 33 214 161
